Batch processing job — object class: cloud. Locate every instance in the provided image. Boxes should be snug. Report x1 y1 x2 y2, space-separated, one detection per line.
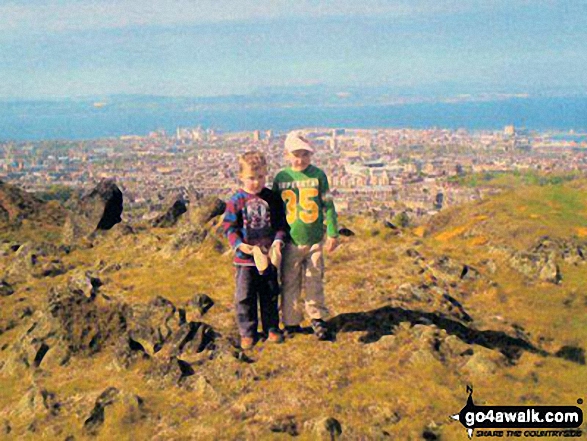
0 0 536 34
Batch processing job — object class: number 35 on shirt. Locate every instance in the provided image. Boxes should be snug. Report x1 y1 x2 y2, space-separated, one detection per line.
281 188 319 224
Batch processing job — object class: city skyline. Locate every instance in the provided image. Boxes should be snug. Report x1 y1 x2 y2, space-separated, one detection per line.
1 0 586 99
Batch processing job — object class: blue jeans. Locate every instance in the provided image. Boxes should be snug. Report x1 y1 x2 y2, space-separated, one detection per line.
234 265 280 337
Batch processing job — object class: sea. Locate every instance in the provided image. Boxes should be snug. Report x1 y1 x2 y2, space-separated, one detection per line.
1 96 586 142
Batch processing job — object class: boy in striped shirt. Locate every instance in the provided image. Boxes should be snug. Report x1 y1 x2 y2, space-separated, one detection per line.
223 151 287 349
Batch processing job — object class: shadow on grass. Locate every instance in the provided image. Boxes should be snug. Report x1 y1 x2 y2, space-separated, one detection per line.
329 306 584 365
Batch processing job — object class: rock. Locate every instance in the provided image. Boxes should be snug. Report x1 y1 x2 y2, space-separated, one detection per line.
126 296 181 356
67 271 103 299
306 417 343 440
180 294 215 322
65 179 123 242
434 256 466 279
33 259 67 278
0 280 14 297
193 376 220 401
555 346 585 365
384 221 398 229
83 387 145 435
61 214 92 245
538 259 562 284
5 242 37 283
168 224 209 251
175 324 216 364
47 282 127 355
422 428 440 440
163 195 226 251
149 356 195 384
156 321 215 359
80 179 123 230
409 348 440 366
152 195 188 228
13 387 61 418
461 349 503 375
189 196 226 225
338 226 355 237
0 179 65 226
460 264 481 281
405 248 421 258
509 252 541 279
270 415 299 436
38 343 71 369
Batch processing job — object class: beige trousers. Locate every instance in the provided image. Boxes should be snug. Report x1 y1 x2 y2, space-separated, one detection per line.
281 242 329 326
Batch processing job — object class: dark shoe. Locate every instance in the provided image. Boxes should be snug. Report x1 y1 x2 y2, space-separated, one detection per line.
240 336 255 350
284 325 303 337
267 329 284 344
311 319 330 341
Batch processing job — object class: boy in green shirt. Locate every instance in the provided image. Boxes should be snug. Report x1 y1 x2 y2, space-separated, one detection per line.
272 132 339 340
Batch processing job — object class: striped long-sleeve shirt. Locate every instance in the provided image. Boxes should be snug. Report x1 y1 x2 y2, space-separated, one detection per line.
222 187 287 266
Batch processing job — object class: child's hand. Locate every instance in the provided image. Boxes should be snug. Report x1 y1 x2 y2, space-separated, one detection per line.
324 237 339 252
269 242 283 257
238 244 255 255
269 241 283 268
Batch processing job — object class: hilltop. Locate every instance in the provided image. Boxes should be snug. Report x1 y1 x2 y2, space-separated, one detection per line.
0 177 586 440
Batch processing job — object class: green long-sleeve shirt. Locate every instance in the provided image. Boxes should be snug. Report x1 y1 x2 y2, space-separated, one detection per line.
272 164 339 246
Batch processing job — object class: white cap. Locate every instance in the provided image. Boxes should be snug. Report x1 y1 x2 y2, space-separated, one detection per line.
284 132 314 153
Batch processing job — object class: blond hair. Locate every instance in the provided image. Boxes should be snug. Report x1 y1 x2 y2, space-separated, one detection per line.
239 151 267 176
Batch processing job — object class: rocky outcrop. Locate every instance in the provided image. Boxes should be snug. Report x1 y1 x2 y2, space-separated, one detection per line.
83 387 146 436
188 195 226 225
510 251 562 284
164 196 226 252
0 180 66 226
508 236 587 284
151 194 188 228
80 179 123 230
63 179 123 243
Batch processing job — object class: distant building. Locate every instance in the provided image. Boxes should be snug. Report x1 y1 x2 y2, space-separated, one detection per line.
504 125 515 137
253 130 261 142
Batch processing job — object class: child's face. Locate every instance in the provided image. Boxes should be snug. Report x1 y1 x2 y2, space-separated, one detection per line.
240 168 267 194
287 150 312 171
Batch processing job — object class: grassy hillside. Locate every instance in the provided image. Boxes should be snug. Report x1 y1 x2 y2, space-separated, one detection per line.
0 178 586 440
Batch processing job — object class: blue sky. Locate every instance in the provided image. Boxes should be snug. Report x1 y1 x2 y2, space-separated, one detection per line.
0 0 586 98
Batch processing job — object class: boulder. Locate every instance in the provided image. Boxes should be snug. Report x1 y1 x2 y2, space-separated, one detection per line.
80 179 123 230
126 296 181 356
189 196 226 225
179 294 215 323
5 242 37 284
64 179 123 242
555 346 585 365
83 387 146 435
47 281 127 355
338 226 355 237
538 259 562 284
305 417 343 440
270 415 299 436
151 194 188 228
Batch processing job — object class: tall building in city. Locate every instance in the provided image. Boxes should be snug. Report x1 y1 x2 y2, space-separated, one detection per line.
253 130 261 142
504 125 515 137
